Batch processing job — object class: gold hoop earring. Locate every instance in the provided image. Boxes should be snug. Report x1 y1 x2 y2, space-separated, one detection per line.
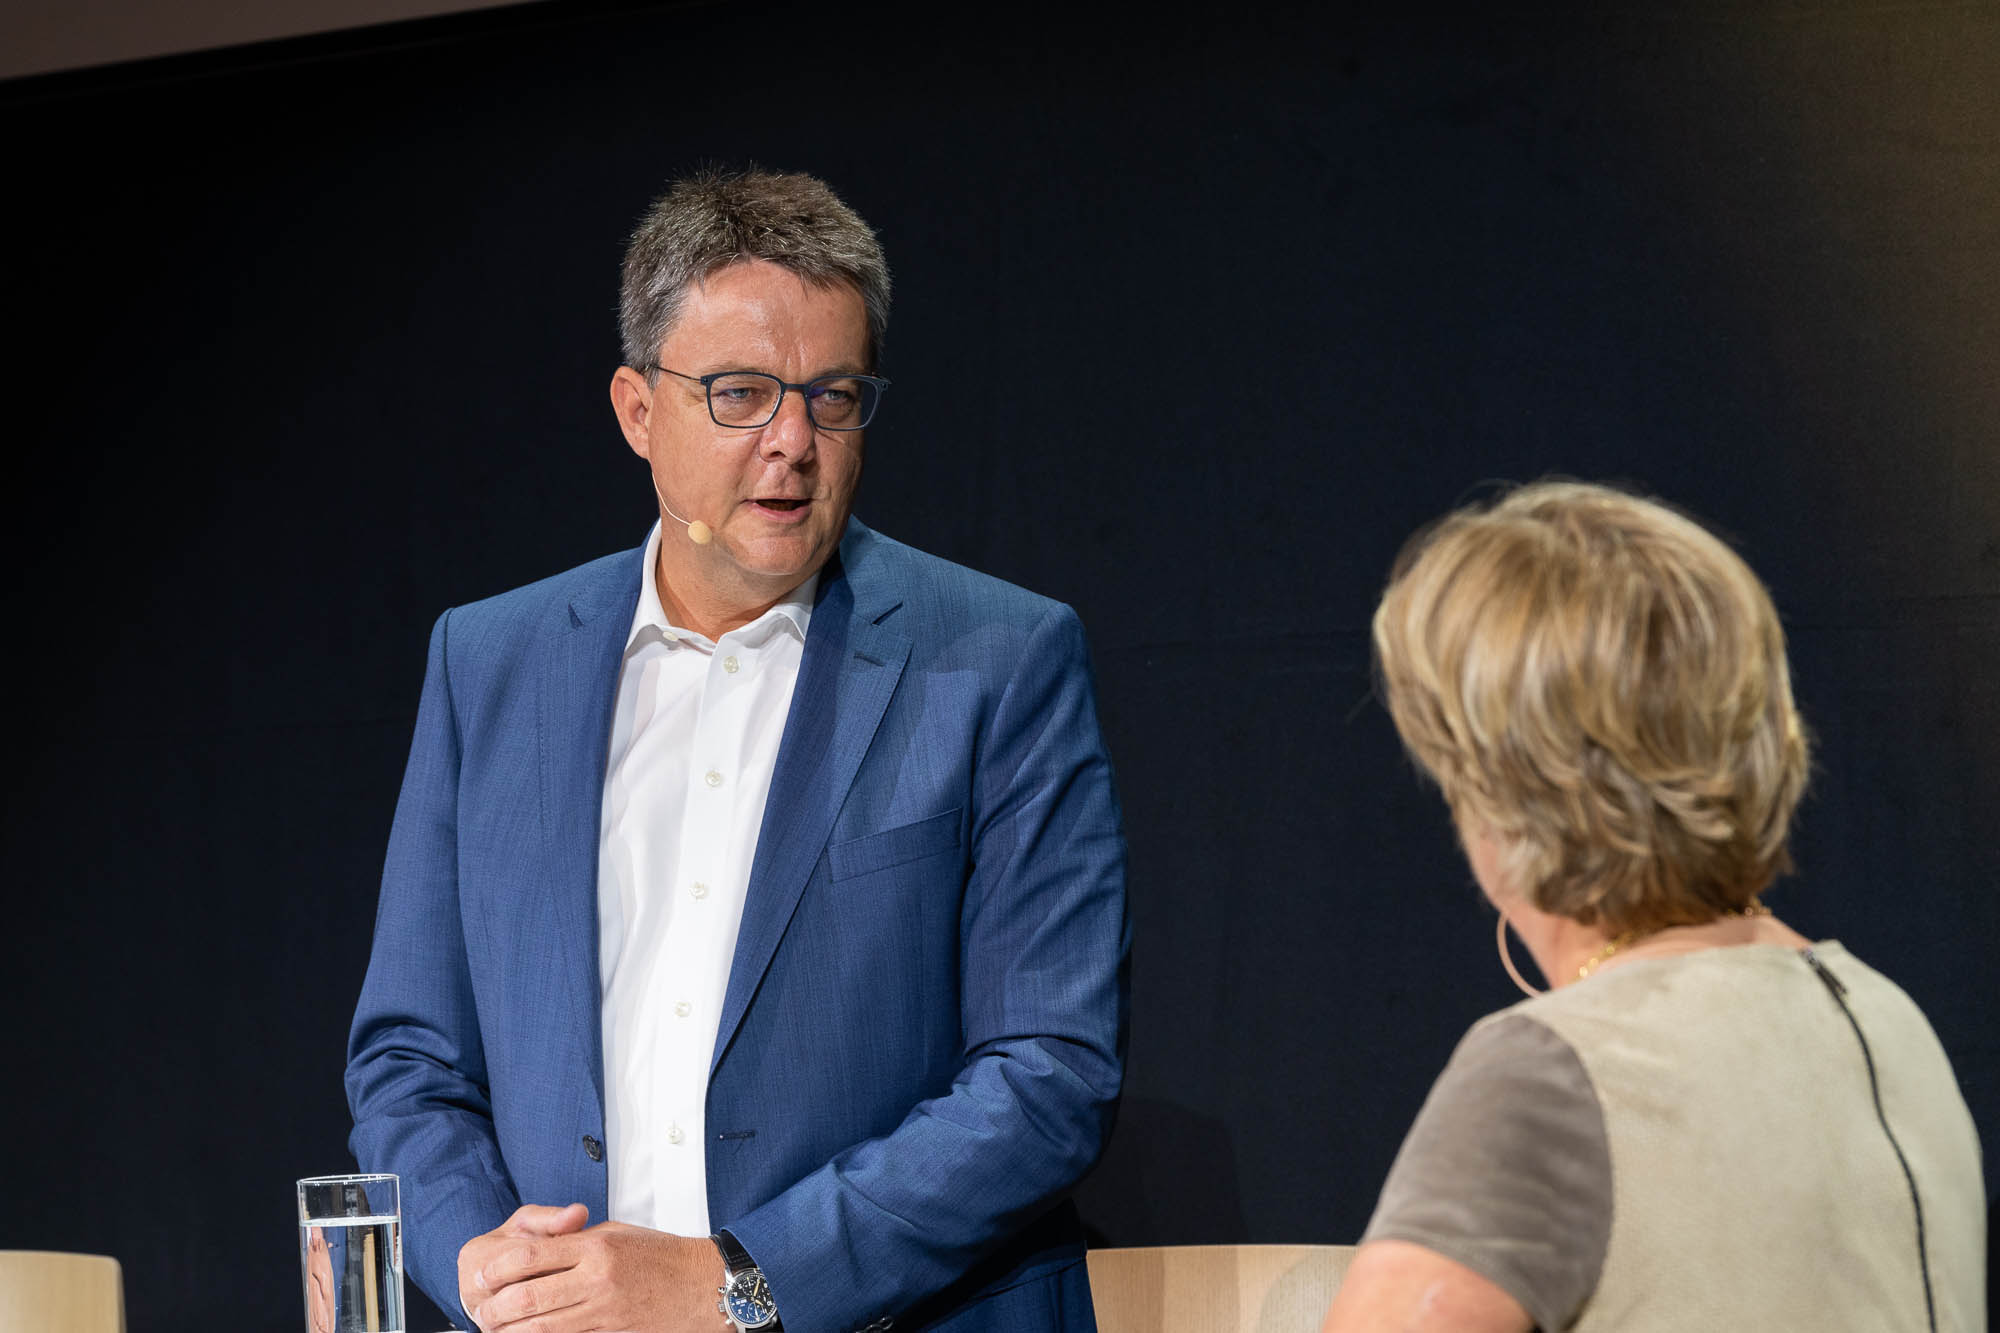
1496 912 1544 998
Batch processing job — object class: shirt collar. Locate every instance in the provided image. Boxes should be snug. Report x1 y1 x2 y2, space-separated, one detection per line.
626 522 817 652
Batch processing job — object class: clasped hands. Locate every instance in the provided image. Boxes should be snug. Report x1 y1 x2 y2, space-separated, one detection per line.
459 1203 727 1333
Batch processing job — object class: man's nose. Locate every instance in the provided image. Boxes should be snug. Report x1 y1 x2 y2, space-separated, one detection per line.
758 387 819 460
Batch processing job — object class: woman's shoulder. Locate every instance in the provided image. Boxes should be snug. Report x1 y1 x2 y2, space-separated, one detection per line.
1509 938 1852 1046
1495 938 1975 1192
1453 1006 1590 1073
1366 1009 1613 1330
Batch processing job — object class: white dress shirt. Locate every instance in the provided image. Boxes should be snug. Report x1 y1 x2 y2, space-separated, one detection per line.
597 523 816 1236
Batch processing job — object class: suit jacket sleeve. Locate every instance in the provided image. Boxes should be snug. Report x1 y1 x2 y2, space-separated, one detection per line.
344 609 521 1329
724 600 1131 1329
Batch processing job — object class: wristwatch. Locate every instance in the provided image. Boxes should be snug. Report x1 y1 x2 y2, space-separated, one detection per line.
713 1229 780 1331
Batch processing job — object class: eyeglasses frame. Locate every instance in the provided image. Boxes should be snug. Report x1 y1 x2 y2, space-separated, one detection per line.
649 365 891 432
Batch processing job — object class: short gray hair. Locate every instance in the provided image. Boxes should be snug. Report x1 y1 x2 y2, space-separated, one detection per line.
618 167 891 374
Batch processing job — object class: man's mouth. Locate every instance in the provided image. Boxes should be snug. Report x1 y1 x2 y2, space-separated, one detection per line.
756 499 808 511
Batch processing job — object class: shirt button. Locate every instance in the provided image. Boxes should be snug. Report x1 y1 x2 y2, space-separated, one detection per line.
705 770 723 788
722 655 740 674
662 630 679 644
674 1000 692 1018
667 1123 685 1145
691 881 709 899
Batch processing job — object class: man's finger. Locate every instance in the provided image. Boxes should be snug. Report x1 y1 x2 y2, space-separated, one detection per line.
477 1234 586 1294
457 1205 592 1322
503 1202 590 1236
473 1268 590 1333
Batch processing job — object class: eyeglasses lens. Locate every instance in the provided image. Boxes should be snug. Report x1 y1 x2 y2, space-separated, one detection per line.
705 374 878 430
706 374 782 427
804 377 875 429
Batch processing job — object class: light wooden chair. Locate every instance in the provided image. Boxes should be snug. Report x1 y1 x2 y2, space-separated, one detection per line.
0 1251 127 1333
1087 1243 1354 1333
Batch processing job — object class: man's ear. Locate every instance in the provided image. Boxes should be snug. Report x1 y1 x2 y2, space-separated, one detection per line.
609 366 655 459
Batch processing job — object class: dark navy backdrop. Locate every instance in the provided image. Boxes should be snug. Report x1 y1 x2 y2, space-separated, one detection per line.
4 3 1994 1329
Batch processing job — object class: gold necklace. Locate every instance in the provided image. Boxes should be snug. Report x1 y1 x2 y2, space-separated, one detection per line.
1577 897 1772 981
1576 931 1639 980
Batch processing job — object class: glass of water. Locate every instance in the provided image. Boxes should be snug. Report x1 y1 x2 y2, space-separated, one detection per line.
297 1173 404 1333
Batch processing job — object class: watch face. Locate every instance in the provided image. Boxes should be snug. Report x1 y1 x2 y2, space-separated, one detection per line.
725 1270 776 1324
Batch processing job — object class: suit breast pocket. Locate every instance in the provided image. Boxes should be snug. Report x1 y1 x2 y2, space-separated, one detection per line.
827 808 963 881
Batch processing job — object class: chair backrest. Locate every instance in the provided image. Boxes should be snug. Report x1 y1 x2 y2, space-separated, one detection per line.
1087 1244 1354 1333
0 1251 127 1333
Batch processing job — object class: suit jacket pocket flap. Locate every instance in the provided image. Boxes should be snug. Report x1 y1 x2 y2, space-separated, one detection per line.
827 808 963 881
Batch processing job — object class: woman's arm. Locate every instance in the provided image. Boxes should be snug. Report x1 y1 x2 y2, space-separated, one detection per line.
1323 1239 1533 1333
1327 1013 1615 1332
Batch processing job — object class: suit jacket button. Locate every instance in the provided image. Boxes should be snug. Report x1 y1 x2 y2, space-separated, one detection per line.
582 1134 603 1162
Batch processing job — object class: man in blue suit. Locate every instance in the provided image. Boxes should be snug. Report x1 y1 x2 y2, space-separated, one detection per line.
345 168 1129 1333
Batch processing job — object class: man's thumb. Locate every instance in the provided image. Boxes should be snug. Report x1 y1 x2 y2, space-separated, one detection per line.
504 1202 590 1236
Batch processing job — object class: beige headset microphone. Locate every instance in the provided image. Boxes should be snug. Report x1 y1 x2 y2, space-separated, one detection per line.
652 479 713 546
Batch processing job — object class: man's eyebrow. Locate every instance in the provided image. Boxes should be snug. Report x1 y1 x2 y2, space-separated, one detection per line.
687 363 871 379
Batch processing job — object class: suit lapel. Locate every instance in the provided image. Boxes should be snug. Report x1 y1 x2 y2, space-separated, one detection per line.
713 530 909 1073
538 546 646 1112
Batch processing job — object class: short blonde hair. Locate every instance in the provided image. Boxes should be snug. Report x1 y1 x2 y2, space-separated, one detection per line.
1372 481 1810 935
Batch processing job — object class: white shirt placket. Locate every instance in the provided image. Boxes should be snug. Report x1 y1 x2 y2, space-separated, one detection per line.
598 523 814 1239
653 633 762 1230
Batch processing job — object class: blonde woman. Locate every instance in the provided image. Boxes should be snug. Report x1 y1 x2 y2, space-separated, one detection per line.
1324 482 1985 1332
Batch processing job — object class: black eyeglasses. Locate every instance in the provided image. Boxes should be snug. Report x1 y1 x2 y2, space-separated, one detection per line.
652 366 890 431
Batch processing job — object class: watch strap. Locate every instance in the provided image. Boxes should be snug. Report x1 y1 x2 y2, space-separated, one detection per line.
713 1228 757 1276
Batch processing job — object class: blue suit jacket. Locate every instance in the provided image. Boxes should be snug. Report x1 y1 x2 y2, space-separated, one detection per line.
346 519 1130 1332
